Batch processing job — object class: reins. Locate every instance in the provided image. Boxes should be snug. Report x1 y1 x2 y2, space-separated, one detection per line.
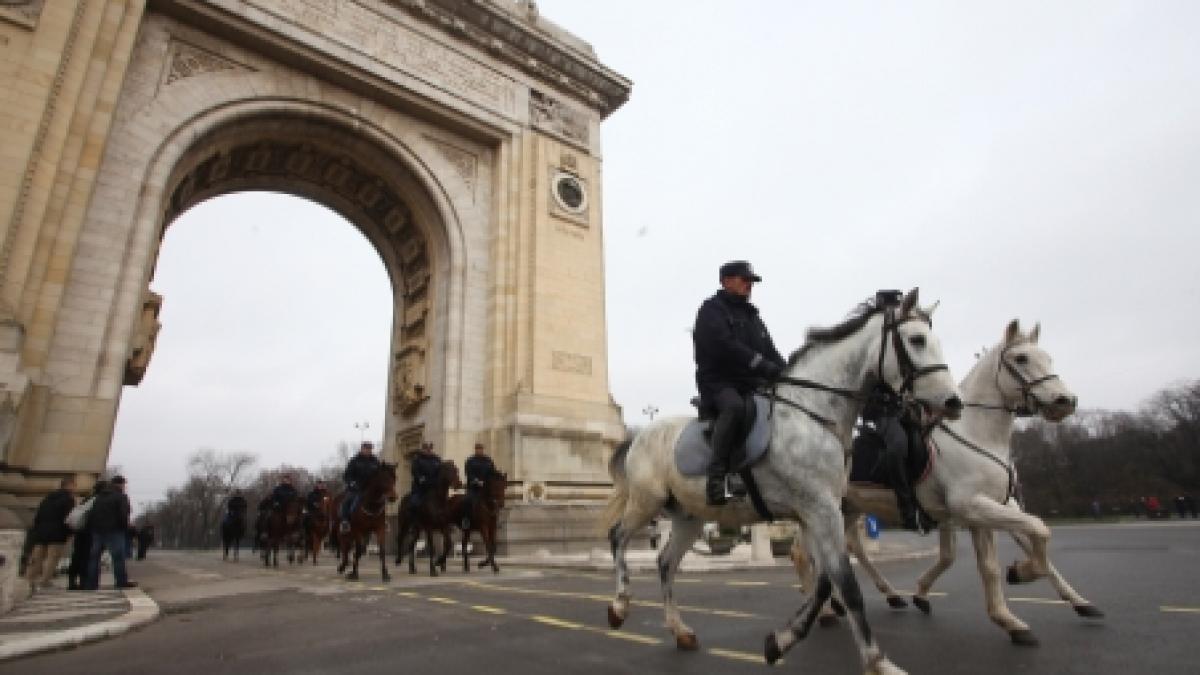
962 344 1060 418
934 421 1015 505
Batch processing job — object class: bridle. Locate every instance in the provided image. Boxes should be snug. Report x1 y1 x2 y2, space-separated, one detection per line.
771 306 949 432
963 343 1060 417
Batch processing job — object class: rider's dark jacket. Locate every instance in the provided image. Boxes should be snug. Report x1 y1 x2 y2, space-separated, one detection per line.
343 454 381 490
693 289 784 402
410 452 441 493
269 483 297 506
305 487 327 511
227 494 248 515
465 455 500 492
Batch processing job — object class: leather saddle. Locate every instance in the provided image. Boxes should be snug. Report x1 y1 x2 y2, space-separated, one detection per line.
674 393 773 477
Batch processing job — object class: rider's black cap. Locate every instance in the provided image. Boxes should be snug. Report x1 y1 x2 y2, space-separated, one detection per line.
719 260 761 282
875 289 903 307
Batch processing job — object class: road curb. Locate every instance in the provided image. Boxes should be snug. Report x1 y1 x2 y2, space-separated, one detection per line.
0 588 160 662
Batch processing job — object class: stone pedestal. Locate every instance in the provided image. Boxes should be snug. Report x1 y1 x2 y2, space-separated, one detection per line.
0 508 31 615
497 503 647 556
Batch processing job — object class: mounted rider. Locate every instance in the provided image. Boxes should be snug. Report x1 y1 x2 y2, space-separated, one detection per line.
406 441 443 511
854 289 935 533
269 473 298 510
463 442 502 522
224 489 247 527
693 260 785 506
340 441 381 533
304 479 329 524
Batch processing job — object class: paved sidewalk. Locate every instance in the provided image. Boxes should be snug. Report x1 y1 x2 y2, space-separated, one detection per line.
0 587 159 661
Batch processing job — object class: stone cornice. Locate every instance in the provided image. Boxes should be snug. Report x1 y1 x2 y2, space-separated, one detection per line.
390 0 632 118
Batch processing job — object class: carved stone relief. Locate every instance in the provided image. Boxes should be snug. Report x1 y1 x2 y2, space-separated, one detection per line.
166 137 432 416
395 424 424 458
551 350 591 376
530 89 590 147
425 136 477 194
160 39 254 90
0 0 45 29
124 291 163 386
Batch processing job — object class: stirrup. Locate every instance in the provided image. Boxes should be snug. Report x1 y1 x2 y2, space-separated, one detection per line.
339 520 350 533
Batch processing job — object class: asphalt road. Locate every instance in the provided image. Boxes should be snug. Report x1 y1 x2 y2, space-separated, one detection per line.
8 522 1199 674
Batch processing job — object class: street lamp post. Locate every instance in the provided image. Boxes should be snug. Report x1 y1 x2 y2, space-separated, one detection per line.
642 405 659 421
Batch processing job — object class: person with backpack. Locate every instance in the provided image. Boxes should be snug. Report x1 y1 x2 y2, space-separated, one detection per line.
25 476 77 591
85 475 137 590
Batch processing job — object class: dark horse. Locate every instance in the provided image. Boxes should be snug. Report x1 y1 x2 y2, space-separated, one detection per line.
333 463 398 581
394 460 462 577
221 511 247 561
301 492 332 565
444 471 507 573
262 498 304 568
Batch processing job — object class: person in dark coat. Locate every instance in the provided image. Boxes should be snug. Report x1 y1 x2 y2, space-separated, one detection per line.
25 476 77 590
86 475 136 590
68 481 103 590
693 260 784 505
269 474 298 510
464 442 502 519
136 524 154 560
406 442 442 512
340 441 381 531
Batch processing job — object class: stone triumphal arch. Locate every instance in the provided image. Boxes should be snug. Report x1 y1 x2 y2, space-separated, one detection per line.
0 0 631 547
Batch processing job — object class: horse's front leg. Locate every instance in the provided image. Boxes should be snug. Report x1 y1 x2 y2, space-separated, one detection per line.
766 499 902 674
961 495 1051 582
968 526 1035 645
790 528 840 627
378 526 390 582
348 536 362 581
439 526 452 572
486 519 500 574
913 524 957 613
658 515 704 650
426 527 439 577
844 514 906 609
461 525 471 572
1008 529 1102 618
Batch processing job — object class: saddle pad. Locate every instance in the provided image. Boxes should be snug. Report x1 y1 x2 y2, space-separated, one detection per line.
674 394 773 477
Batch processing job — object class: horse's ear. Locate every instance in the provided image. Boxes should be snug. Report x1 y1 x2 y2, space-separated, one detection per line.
1004 319 1021 345
925 299 940 319
900 287 919 316
1029 322 1041 344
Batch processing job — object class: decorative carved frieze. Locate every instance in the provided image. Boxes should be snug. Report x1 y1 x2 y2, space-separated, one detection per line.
389 0 631 117
161 39 253 88
396 424 425 457
530 89 589 147
551 350 591 376
166 137 432 416
124 291 163 386
248 0 517 115
0 0 45 29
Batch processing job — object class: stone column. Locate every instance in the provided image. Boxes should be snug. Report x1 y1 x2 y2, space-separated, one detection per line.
750 523 773 563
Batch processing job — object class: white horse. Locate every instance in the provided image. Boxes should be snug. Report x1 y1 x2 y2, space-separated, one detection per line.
602 289 963 675
794 319 1099 645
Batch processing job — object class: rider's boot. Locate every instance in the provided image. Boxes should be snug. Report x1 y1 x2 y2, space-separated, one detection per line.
706 404 739 507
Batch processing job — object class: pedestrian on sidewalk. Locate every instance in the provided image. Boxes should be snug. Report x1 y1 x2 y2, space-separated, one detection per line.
136 524 154 560
24 476 77 591
85 475 137 590
68 481 104 590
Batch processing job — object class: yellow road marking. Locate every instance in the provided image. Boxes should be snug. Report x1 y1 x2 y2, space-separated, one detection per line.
464 580 763 620
533 615 585 629
606 631 662 645
428 596 459 605
709 647 770 664
675 578 702 583
1161 606 1200 614
471 605 508 615
1008 597 1067 605
726 581 770 587
369 586 388 591
395 591 419 598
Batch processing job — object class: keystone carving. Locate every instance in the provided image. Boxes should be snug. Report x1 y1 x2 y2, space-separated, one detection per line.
124 291 163 386
162 39 254 87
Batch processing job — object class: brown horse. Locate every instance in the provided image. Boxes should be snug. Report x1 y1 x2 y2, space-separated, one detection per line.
394 460 462 577
301 492 332 565
334 463 398 581
445 471 507 573
262 499 304 568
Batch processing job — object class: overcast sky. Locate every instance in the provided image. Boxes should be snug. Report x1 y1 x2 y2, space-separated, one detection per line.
109 1 1200 509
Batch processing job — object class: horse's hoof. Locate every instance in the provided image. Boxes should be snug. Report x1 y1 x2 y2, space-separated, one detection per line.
886 595 908 609
346 573 359 581
606 605 625 629
382 574 391 583
818 613 840 628
1074 604 1104 618
1005 564 1033 585
675 632 699 651
764 633 783 666
830 597 846 616
913 596 932 614
491 566 499 575
1009 629 1039 647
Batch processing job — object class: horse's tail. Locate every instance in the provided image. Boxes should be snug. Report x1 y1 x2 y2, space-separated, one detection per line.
599 435 635 533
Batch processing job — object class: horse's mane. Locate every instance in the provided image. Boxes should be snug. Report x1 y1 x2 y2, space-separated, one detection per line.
788 304 884 366
787 300 933 367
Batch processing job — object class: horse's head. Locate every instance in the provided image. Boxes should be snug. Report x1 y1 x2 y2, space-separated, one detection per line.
375 462 399 502
877 288 963 420
441 461 464 491
488 472 508 508
992 319 1077 422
